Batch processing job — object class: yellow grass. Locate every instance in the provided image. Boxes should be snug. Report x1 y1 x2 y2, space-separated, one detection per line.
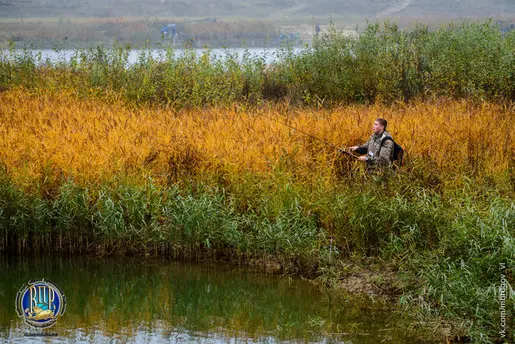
0 89 513 191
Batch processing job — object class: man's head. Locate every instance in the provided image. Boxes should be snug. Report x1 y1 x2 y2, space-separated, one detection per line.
373 118 387 135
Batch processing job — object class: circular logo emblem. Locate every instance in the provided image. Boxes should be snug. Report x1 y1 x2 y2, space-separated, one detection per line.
15 280 66 329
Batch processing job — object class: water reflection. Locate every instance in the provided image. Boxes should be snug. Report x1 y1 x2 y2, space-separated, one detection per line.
0 256 413 343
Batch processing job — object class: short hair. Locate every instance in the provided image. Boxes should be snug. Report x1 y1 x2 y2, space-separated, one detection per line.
375 118 387 130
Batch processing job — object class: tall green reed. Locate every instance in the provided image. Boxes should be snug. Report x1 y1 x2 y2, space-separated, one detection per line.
2 21 515 107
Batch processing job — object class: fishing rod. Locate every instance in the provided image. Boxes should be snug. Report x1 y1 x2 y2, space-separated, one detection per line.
264 111 360 159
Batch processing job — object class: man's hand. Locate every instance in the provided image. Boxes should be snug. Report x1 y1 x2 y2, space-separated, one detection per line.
347 146 359 152
358 156 367 162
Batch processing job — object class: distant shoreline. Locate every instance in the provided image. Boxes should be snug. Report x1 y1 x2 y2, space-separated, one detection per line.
2 13 514 49
0 17 315 49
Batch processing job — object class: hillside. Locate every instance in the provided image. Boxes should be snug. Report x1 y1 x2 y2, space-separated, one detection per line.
1 0 514 20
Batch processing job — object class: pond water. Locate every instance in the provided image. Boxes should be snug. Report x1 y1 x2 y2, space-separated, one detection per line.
1 48 304 65
0 256 417 343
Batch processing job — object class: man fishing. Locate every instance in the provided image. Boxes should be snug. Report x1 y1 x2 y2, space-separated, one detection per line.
347 118 395 174
265 113 401 174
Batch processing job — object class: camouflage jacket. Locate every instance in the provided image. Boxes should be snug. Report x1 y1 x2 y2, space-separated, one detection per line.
356 130 394 171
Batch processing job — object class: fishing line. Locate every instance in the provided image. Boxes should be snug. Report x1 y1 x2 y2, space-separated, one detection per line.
264 110 360 159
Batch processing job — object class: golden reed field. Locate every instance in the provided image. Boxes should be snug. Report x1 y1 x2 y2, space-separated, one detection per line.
1 89 514 191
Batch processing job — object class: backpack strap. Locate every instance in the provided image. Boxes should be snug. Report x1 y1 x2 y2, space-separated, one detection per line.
378 136 394 155
381 137 404 166
378 136 398 165
381 137 393 145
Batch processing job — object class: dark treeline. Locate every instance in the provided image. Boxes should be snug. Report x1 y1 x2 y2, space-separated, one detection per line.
1 21 515 107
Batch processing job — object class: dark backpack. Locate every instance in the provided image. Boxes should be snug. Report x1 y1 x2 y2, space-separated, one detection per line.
380 137 404 166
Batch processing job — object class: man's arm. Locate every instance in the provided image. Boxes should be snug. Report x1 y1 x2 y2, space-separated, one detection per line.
370 139 394 164
355 138 370 155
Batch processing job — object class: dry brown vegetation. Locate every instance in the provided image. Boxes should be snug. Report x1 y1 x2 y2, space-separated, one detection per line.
1 89 513 191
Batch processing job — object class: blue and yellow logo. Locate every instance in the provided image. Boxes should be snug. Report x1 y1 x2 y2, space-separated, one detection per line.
15 280 66 329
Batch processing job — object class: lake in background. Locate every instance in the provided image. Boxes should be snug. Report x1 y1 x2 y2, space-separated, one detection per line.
1 48 304 66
